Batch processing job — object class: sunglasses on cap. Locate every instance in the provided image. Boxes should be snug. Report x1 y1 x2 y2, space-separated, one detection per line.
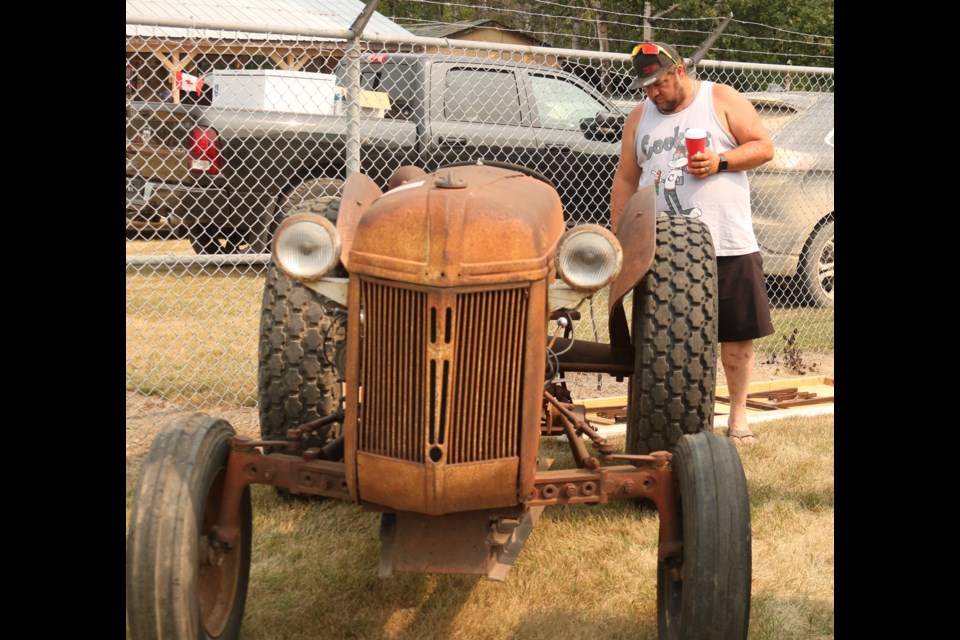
631 42 679 67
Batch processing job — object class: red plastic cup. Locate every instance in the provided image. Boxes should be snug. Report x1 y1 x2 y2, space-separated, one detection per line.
685 128 707 167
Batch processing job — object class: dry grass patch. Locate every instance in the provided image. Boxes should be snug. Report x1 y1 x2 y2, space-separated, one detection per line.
126 270 263 406
126 413 833 639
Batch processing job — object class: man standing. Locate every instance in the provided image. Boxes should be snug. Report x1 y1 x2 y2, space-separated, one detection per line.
611 42 775 444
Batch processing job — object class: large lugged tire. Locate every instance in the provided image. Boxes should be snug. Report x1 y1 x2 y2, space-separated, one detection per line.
126 413 252 640
258 196 346 453
658 432 751 639
279 177 344 216
626 215 718 455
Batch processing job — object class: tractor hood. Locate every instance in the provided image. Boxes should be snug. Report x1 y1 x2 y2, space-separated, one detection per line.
340 165 566 287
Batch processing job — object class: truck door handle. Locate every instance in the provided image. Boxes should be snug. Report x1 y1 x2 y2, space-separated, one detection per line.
545 144 571 154
439 136 467 146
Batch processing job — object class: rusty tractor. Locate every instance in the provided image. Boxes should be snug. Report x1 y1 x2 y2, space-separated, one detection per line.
126 161 751 639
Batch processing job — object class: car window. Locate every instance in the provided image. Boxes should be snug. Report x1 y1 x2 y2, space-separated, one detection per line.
754 103 799 138
530 74 607 129
443 68 522 126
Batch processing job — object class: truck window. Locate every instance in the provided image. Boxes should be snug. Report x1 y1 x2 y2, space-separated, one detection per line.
530 75 607 130
443 69 521 126
339 61 420 120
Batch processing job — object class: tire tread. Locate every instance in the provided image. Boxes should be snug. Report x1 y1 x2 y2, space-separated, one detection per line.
626 216 718 455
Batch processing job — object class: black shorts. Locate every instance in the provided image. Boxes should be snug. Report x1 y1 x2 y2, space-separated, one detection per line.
716 252 774 343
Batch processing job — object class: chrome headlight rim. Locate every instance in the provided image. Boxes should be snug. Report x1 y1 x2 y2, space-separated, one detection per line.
555 224 623 293
272 213 342 283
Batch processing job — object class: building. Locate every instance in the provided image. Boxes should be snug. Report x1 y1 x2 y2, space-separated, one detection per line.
404 19 557 67
126 0 413 102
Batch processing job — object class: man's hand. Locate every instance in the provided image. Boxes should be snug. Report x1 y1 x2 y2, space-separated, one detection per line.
688 150 722 178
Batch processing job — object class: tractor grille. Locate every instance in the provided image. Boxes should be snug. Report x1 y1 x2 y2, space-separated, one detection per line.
357 279 529 464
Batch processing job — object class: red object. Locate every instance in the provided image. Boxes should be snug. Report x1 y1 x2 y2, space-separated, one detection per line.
684 128 707 168
189 126 222 175
176 70 205 96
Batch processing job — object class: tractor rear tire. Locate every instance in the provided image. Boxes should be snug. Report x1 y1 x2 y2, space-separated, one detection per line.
257 196 346 455
626 215 718 456
279 177 344 216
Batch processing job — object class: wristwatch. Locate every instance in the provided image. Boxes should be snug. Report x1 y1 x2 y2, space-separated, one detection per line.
717 154 729 172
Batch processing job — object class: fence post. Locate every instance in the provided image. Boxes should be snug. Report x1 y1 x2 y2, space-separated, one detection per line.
345 0 381 177
344 38 361 177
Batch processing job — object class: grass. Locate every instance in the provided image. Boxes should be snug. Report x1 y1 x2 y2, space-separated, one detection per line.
125 413 833 639
757 308 834 354
126 268 263 406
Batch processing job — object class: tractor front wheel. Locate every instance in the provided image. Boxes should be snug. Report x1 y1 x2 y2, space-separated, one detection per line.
126 413 252 640
657 431 751 640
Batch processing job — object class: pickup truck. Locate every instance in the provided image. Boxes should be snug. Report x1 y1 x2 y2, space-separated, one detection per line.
125 53 625 253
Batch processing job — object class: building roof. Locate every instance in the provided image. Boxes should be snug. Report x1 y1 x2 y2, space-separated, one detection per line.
404 19 547 47
126 0 414 40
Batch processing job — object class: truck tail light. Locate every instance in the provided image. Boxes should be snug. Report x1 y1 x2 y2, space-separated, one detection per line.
189 126 222 175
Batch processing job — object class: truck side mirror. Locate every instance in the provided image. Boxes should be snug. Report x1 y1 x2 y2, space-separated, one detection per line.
581 111 624 143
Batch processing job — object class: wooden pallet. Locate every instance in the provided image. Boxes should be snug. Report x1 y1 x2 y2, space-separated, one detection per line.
579 376 834 423
715 376 834 412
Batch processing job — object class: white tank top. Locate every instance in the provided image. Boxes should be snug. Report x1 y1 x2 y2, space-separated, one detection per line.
634 81 758 256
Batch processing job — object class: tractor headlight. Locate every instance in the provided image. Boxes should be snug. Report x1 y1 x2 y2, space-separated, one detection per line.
555 225 623 292
272 213 342 282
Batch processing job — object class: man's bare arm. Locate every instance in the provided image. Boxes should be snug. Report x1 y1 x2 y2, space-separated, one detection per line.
712 83 774 171
610 104 644 231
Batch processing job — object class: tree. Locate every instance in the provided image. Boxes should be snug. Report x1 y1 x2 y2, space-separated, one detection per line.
380 0 833 68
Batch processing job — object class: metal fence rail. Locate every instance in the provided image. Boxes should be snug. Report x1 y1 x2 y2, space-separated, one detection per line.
126 19 834 409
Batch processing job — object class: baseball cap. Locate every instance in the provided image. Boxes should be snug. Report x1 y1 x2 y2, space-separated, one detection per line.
628 42 683 90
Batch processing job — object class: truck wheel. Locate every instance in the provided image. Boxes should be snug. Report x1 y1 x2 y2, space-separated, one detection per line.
658 432 751 640
626 215 717 455
126 413 251 640
188 225 248 255
798 218 834 308
258 196 346 454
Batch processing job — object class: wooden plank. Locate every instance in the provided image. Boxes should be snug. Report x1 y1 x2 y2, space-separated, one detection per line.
716 376 834 397
578 376 833 419
716 395 781 411
766 395 834 408
578 396 627 409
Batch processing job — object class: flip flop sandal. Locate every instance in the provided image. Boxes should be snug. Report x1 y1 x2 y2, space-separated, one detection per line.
727 427 759 445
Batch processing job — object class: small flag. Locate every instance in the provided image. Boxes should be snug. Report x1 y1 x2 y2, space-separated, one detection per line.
176 71 205 96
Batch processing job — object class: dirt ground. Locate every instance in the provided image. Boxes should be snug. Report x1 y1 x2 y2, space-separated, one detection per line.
126 353 833 492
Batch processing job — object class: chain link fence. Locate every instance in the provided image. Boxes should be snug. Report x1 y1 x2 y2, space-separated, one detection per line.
126 20 833 409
